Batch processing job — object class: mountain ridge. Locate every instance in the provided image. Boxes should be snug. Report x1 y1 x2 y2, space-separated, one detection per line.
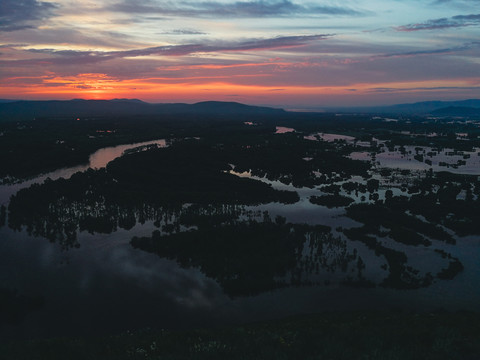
333 99 480 115
1 98 480 120
0 99 285 121
431 106 480 117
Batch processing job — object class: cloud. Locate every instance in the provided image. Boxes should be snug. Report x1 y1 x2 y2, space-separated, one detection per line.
395 13 480 31
161 29 208 35
430 0 475 8
107 0 363 18
3 27 143 49
455 14 480 21
372 43 477 59
9 34 330 66
0 43 27 48
431 0 462 3
368 86 480 93
0 0 58 32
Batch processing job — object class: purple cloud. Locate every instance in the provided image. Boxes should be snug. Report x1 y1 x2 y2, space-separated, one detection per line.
161 29 208 35
372 43 476 59
368 86 480 93
108 0 363 18
0 0 57 32
395 13 480 31
5 34 330 66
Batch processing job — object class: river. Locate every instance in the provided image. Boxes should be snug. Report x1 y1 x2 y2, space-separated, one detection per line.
1 137 480 341
0 139 166 205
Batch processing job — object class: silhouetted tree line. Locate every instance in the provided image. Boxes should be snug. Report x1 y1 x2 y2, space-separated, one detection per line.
343 226 434 289
131 219 361 297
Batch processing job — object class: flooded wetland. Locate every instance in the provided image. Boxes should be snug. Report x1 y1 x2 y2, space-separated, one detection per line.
1 107 480 343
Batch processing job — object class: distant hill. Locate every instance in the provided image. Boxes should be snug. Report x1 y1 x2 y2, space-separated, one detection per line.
0 99 285 121
332 99 480 115
191 101 283 114
431 106 480 117
2 98 480 120
380 99 480 115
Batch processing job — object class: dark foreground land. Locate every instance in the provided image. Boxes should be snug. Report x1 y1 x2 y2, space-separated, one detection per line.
2 311 480 360
1 100 480 357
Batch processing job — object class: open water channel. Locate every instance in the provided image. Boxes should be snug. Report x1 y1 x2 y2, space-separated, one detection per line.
1 136 479 341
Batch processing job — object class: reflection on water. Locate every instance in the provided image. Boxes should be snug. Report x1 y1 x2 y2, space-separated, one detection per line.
0 139 166 205
275 126 295 134
2 216 480 341
0 224 227 340
2 134 480 341
304 133 356 143
350 146 480 175
320 133 356 142
89 140 166 169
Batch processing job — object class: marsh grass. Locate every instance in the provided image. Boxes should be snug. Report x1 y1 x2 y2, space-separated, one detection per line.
2 311 479 360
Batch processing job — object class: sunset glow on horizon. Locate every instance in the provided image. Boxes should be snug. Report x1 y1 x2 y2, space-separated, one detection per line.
1 0 480 108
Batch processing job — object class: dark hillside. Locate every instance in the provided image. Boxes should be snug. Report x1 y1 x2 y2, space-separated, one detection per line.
0 100 284 121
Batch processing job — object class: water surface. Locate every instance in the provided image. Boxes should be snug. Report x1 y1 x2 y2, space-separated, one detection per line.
1 137 480 342
0 139 166 205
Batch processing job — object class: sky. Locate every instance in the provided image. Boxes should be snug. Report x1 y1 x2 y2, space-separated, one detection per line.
1 0 479 108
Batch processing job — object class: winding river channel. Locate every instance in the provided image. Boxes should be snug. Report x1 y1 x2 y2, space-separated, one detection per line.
1 137 480 341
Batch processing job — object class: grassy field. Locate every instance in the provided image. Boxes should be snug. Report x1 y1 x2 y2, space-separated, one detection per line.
2 311 480 360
